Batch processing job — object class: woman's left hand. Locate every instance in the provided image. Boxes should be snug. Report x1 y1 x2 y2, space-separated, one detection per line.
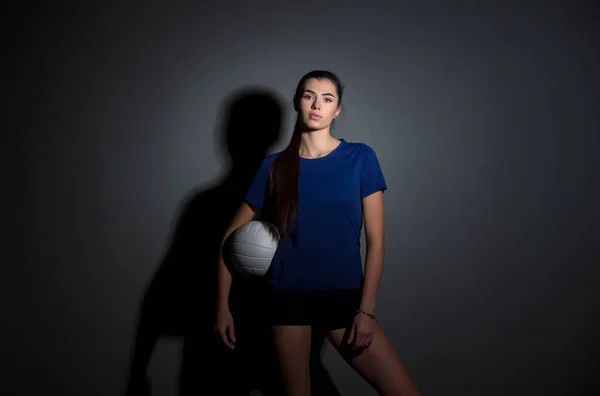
347 311 377 350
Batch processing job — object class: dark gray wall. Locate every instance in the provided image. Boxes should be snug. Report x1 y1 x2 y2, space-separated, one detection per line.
14 1 599 395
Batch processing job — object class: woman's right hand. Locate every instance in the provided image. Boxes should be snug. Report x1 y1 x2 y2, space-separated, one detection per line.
216 306 236 350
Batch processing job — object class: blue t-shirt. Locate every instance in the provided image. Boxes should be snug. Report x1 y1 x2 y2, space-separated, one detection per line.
245 139 387 291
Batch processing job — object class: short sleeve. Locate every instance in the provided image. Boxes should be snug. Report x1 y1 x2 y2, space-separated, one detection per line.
360 145 387 199
245 155 275 210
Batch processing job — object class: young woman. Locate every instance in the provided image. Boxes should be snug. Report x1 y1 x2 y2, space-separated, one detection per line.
216 70 422 396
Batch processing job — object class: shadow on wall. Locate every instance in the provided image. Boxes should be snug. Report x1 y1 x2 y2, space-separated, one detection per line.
124 87 341 395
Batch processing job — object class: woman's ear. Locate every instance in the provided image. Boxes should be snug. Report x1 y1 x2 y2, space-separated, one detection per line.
335 105 342 118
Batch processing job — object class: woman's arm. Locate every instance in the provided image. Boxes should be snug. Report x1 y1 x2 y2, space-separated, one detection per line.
359 190 385 314
216 201 258 311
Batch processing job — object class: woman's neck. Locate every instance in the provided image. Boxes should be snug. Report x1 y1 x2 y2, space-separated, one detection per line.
298 129 339 158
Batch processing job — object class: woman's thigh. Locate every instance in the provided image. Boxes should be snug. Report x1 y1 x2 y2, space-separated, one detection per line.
326 326 422 396
272 325 312 395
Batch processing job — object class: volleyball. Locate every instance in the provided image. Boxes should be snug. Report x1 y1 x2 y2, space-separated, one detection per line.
229 221 279 276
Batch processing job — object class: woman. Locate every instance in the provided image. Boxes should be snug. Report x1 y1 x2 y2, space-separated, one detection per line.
216 70 422 396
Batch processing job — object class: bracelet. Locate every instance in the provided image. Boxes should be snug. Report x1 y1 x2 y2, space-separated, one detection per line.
356 309 379 323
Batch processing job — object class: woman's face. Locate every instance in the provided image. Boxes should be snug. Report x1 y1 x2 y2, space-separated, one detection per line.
297 78 341 130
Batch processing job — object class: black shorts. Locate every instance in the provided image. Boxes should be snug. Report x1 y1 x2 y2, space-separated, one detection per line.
265 289 363 331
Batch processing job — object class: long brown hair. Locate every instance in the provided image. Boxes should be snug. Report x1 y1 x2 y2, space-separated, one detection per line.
267 70 344 236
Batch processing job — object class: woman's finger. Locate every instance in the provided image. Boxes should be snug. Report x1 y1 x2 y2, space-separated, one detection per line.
228 324 236 346
365 332 374 347
347 324 356 344
218 326 233 349
355 332 366 348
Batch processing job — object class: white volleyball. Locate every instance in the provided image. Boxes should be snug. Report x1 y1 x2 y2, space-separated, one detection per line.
229 221 279 276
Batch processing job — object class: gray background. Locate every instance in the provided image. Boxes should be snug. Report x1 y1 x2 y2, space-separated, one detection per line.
12 1 599 395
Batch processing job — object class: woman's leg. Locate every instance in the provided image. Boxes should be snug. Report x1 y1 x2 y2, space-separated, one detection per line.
326 325 422 396
272 325 313 396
